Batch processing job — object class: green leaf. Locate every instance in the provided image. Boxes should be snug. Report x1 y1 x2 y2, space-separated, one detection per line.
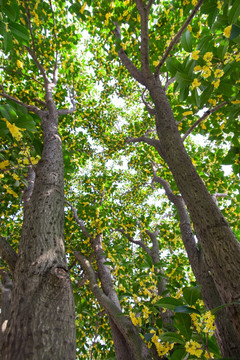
0 104 17 121
175 71 193 86
174 305 201 315
182 285 202 305
228 0 240 24
8 22 29 44
174 313 192 340
3 4 17 22
200 85 214 107
181 29 192 52
170 348 187 360
230 24 240 40
159 332 185 345
155 297 183 310
15 114 37 132
166 57 182 76
211 301 240 315
3 30 13 53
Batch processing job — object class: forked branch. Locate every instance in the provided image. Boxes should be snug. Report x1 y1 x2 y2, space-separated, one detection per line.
155 0 205 75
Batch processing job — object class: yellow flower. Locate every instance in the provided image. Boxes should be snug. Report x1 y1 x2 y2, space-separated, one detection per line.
232 100 240 104
203 52 213 62
185 340 203 358
214 69 224 78
208 98 217 106
3 184 18 198
183 111 193 116
153 60 159 67
192 78 201 88
80 2 86 13
202 65 211 78
192 50 200 60
192 0 197 5
0 160 10 170
5 120 24 141
224 25 232 38
12 173 20 181
17 60 23 68
188 25 192 32
212 79 220 88
194 65 202 71
217 0 223 10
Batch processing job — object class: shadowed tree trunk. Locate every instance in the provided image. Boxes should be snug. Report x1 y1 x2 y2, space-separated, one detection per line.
152 172 240 357
115 0 240 348
0 82 76 359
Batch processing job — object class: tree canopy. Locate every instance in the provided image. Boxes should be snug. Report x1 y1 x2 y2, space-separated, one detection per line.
0 0 240 359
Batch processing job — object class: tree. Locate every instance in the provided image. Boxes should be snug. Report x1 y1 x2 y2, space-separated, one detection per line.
0 0 240 359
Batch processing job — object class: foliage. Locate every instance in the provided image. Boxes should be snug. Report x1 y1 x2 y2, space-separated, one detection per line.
0 0 239 359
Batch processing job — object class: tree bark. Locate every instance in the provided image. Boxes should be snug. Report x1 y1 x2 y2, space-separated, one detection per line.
146 76 240 342
1 105 76 359
173 194 240 357
90 234 136 360
75 252 152 360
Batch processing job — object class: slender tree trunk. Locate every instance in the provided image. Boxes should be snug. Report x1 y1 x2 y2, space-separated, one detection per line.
1 107 76 359
147 75 240 342
91 234 136 360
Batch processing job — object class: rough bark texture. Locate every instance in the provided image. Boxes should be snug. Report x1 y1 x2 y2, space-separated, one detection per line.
1 105 76 359
147 77 240 342
173 194 240 357
116 1 240 353
91 234 136 360
75 252 152 360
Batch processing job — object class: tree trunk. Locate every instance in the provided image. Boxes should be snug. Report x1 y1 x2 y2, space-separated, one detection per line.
91 234 136 360
147 76 240 342
1 107 76 359
176 196 240 357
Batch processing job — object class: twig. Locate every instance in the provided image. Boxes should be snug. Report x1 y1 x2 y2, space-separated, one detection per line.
155 0 205 75
182 101 227 141
141 88 156 115
65 200 92 239
23 0 36 53
49 0 58 85
0 85 44 116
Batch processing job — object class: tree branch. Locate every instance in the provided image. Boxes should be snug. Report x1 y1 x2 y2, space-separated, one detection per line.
155 0 205 75
126 135 163 156
115 229 152 257
49 0 58 85
0 236 18 274
141 89 156 115
65 200 92 239
112 23 147 86
135 0 152 76
25 47 49 85
23 0 36 53
0 86 44 116
74 251 152 360
182 101 228 141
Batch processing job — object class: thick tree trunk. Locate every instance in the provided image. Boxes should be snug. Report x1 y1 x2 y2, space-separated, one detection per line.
1 108 76 359
176 196 240 357
147 76 240 342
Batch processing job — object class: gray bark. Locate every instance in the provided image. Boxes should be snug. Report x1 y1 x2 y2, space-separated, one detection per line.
1 103 76 359
116 1 240 352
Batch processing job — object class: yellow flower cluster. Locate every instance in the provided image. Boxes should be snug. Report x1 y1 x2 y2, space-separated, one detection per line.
3 184 18 198
185 340 203 358
129 311 142 326
5 120 24 141
150 330 174 357
224 25 232 38
0 160 10 170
